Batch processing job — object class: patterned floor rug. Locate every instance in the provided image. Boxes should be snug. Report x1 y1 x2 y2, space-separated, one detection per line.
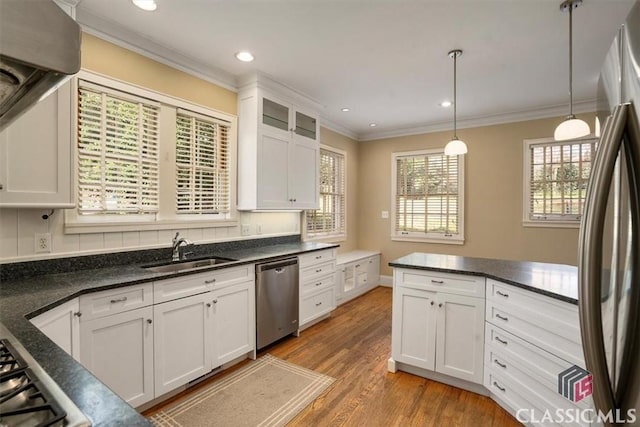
148 354 335 427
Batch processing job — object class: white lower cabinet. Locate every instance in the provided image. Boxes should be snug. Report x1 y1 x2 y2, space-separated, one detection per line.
30 298 81 361
298 249 337 329
80 306 154 408
390 268 485 386
153 293 212 397
484 279 597 426
336 251 380 304
211 280 255 368
70 264 256 407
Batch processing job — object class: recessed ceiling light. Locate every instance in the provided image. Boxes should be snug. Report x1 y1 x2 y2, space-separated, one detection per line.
132 0 157 11
341 107 350 112
235 51 255 62
369 123 377 127
440 100 452 107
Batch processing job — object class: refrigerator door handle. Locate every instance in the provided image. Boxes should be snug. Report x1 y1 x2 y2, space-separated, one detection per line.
579 103 628 420
618 102 640 417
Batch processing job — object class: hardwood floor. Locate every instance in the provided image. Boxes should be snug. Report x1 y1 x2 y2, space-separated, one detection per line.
145 287 521 426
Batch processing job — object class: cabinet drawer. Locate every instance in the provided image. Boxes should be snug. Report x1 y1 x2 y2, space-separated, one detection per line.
79 283 153 321
300 260 336 282
394 268 485 298
298 249 336 268
485 361 593 427
300 287 335 325
485 280 584 367
301 272 335 296
485 370 552 427
154 264 254 304
485 324 593 412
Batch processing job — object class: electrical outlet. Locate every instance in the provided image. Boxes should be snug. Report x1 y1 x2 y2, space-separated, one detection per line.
35 233 51 253
241 224 251 236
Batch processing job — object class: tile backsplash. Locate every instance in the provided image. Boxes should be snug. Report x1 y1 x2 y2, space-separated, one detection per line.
0 208 300 263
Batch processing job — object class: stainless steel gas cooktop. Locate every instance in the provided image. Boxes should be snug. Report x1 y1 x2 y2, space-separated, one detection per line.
0 324 90 427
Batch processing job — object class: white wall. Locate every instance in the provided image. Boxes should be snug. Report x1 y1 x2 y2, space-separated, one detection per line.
0 208 300 263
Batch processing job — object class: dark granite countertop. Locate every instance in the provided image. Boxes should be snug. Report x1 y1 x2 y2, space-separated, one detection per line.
0 241 337 426
389 253 578 304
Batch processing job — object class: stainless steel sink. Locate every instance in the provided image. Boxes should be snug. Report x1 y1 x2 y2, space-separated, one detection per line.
143 257 236 273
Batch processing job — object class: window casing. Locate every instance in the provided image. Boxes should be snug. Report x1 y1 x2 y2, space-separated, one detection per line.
392 150 464 244
306 146 346 238
66 70 237 233
523 137 596 227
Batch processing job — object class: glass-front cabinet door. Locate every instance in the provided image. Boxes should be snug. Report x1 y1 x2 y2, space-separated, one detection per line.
262 98 289 131
295 111 317 140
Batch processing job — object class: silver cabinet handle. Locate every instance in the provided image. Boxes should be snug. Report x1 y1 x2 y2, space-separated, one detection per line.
315 302 322 306
431 280 444 284
146 319 152 324
315 282 322 286
205 278 216 284
493 381 506 392
430 301 435 306
110 297 128 304
73 311 82 317
495 313 508 322
213 299 218 304
315 255 322 259
496 290 509 298
494 359 507 369
316 268 322 273
355 264 360 268
495 336 508 345
207 303 212 307
438 303 443 308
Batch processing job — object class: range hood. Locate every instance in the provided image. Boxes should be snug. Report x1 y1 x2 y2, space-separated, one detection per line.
0 0 81 130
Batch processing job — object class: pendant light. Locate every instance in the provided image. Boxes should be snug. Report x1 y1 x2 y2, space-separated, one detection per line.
554 0 590 141
444 49 467 156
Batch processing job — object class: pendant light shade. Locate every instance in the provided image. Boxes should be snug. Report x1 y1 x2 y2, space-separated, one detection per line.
554 0 590 141
444 137 467 156
554 116 591 140
444 49 467 156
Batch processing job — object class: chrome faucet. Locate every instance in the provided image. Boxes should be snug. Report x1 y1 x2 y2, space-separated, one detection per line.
172 232 193 262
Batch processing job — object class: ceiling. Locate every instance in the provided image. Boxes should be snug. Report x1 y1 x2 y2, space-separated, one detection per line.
74 0 635 140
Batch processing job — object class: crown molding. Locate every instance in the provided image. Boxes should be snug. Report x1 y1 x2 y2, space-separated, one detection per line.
357 98 596 141
236 72 326 113
76 8 238 92
319 117 359 141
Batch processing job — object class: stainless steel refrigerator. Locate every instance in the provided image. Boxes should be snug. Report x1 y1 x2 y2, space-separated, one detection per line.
578 0 640 424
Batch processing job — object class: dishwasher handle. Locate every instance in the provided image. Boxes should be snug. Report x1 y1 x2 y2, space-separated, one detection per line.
256 257 298 273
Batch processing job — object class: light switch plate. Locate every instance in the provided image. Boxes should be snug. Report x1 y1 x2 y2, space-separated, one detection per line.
241 224 251 236
381 211 389 219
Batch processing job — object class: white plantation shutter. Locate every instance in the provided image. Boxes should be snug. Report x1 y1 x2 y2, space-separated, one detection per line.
307 148 345 236
77 80 160 214
394 151 462 238
175 109 230 215
526 138 595 222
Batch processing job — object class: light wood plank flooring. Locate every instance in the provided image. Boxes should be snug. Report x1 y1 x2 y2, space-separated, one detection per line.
145 286 520 426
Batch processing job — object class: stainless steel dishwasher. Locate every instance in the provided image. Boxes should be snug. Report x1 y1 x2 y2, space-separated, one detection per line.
256 257 299 350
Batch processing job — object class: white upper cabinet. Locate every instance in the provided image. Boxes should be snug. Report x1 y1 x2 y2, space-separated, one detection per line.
237 76 320 210
0 80 74 208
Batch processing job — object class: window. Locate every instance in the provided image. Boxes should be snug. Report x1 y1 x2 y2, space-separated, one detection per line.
392 150 464 244
77 80 160 215
524 137 596 226
176 109 231 216
67 70 238 233
306 146 346 238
